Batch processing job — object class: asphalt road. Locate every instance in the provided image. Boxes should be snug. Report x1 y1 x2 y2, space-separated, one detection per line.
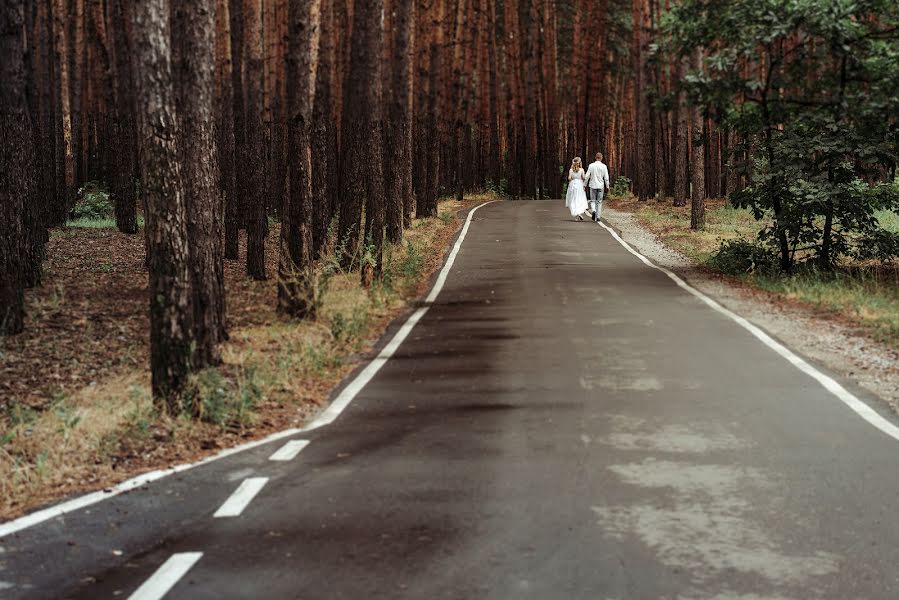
3 200 899 599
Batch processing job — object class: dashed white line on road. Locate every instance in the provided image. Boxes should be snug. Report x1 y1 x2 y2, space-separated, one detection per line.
269 440 309 461
128 552 202 600
213 478 269 518
599 220 899 443
0 201 497 538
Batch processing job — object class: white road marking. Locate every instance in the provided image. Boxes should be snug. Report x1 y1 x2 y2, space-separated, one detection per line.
599 221 899 443
307 200 498 429
213 478 269 518
268 440 309 462
128 552 202 600
0 200 497 537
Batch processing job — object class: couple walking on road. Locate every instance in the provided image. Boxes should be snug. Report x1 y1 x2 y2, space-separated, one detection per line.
566 152 610 222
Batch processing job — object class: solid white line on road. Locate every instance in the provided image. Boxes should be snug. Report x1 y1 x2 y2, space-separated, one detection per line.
268 440 309 461
306 200 498 430
128 552 202 600
213 478 269 518
0 200 497 538
599 221 899 443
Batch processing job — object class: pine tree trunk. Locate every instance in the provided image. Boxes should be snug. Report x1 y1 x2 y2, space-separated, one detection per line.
132 0 194 409
52 0 75 224
689 48 705 230
216 0 238 258
339 0 387 267
311 0 336 259
385 0 415 245
24 0 50 287
673 59 688 207
243 0 267 279
1 0 33 336
108 0 138 234
417 0 443 218
173 0 227 368
225 0 244 260
279 0 321 317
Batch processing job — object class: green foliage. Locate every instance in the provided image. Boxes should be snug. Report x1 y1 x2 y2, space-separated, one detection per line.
192 367 261 429
664 0 899 270
485 179 511 198
707 239 779 275
70 182 113 222
611 176 633 198
329 311 369 344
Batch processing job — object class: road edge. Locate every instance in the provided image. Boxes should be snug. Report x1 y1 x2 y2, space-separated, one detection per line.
0 200 498 539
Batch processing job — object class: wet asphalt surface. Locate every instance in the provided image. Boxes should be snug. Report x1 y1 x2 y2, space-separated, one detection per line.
3 200 899 599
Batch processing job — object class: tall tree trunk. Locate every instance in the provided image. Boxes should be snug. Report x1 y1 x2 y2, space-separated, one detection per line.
225 0 244 259
311 0 336 259
1 0 33 335
108 0 138 234
385 0 415 244
673 59 688 207
24 0 50 287
417 0 443 218
173 0 227 368
132 0 194 409
279 0 321 317
689 48 705 230
216 0 238 257
52 0 75 224
243 0 267 279
338 0 387 268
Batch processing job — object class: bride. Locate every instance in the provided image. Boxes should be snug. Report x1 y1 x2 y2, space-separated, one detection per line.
565 157 589 221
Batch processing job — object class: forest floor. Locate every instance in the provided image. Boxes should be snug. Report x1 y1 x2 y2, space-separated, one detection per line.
0 194 495 520
604 195 899 413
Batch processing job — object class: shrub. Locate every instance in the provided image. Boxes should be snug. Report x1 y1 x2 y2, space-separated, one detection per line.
707 239 779 276
71 183 113 221
611 176 632 197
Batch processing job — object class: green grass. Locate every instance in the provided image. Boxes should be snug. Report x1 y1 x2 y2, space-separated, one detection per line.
754 270 899 347
66 217 117 229
65 215 145 229
611 195 899 347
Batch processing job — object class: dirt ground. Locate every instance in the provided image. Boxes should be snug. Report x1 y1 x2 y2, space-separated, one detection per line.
1 197 486 519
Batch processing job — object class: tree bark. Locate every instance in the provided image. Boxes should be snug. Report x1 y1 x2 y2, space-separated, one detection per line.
689 48 705 230
225 0 244 260
673 59 688 207
1 0 33 335
216 0 238 257
132 0 194 409
385 0 415 244
279 0 321 317
108 0 138 234
311 0 336 259
51 0 75 224
243 0 267 280
338 0 387 268
173 0 227 367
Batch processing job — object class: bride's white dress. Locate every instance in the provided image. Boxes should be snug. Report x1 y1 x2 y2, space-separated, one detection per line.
565 169 588 217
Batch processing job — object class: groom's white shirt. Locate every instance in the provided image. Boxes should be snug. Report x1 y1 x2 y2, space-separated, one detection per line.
585 161 610 190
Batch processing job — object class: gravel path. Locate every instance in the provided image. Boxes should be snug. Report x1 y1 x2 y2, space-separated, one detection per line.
603 207 899 416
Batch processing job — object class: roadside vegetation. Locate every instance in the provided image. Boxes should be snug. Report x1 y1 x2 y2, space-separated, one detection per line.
0 193 496 519
608 191 899 347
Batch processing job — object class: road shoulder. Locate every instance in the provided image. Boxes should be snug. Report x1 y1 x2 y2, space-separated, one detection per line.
602 207 899 415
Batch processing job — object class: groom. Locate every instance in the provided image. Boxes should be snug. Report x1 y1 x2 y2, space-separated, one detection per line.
584 152 610 222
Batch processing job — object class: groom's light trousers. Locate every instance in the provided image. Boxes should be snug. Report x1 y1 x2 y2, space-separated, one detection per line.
589 188 605 221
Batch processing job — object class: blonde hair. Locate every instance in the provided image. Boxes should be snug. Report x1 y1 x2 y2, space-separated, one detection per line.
571 157 583 171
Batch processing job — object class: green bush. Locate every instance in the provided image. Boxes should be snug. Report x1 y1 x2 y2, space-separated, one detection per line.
71 183 113 221
192 367 260 429
611 176 632 197
707 239 779 276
